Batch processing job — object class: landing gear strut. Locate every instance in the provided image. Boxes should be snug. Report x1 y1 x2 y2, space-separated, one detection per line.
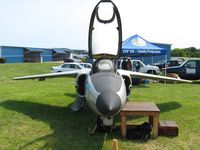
89 116 116 135
70 96 85 112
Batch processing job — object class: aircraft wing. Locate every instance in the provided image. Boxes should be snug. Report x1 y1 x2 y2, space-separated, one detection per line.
13 69 89 81
118 69 192 83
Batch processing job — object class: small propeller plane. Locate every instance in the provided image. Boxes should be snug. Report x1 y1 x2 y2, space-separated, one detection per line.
13 0 192 131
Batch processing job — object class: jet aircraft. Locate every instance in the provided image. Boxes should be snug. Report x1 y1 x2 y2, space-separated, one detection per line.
13 0 192 131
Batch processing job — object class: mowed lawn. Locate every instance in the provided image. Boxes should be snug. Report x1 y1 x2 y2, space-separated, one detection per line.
0 63 200 150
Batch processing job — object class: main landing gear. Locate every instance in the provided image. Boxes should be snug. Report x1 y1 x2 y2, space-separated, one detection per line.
70 96 85 112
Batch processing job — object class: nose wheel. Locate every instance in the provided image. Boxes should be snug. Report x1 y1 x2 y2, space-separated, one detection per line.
89 116 116 135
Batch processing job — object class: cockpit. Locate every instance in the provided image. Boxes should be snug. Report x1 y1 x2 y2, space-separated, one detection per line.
91 59 116 74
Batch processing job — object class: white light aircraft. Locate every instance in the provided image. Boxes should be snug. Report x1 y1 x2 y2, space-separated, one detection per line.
13 0 192 131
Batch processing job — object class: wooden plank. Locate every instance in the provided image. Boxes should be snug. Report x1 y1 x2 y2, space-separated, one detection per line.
152 115 159 139
121 102 160 112
121 111 159 116
121 115 126 138
159 120 178 127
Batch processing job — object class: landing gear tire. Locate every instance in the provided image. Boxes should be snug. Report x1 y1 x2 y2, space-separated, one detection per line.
88 116 116 135
97 116 116 132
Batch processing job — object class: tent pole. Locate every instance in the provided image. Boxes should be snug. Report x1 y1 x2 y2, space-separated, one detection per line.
165 54 167 77
165 54 167 84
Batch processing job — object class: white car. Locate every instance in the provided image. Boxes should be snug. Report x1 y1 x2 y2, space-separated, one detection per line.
132 60 160 74
51 63 88 73
79 63 92 68
118 59 160 75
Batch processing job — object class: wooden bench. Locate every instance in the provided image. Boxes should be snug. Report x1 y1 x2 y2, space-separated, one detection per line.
120 102 160 139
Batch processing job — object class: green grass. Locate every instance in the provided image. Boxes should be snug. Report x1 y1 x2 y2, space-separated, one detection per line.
0 63 200 150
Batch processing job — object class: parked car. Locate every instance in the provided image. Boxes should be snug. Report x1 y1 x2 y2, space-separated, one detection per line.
154 60 180 69
164 59 200 80
79 63 92 68
118 59 160 75
63 58 81 63
51 63 87 73
0 57 6 63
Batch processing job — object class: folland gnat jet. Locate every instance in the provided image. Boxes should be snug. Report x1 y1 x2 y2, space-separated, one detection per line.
13 0 192 132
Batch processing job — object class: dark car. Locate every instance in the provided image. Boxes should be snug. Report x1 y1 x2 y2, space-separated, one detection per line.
0 57 6 63
165 59 200 80
154 60 180 69
63 58 75 63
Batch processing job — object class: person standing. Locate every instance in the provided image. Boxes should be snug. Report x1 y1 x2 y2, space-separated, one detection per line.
127 58 132 70
136 61 140 72
122 57 128 70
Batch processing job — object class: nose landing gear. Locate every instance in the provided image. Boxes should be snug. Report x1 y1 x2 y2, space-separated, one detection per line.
89 116 116 135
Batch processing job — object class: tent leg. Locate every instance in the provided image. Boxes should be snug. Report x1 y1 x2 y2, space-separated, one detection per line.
165 54 167 84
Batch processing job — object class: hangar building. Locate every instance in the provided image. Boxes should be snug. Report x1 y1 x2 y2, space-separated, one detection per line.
0 46 70 63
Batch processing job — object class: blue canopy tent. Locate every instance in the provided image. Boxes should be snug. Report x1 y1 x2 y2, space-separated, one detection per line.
122 34 167 64
122 34 168 77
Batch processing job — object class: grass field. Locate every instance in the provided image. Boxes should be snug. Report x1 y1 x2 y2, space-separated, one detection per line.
0 63 200 150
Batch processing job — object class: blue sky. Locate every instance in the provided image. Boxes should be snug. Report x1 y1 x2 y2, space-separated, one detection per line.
0 0 200 49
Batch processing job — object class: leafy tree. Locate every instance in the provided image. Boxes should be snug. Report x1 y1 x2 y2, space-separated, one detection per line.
171 47 200 57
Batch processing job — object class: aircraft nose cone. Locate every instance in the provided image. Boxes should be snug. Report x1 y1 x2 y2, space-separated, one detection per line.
96 90 121 116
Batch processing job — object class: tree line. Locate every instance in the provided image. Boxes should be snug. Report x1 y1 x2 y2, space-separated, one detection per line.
172 47 200 57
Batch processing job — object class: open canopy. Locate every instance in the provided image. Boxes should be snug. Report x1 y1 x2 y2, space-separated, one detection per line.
88 0 122 59
122 34 167 57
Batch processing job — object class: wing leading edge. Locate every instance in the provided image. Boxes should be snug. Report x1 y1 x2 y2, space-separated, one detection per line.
12 70 87 81
118 69 192 83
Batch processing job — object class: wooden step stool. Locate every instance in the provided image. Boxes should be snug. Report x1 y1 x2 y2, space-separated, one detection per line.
159 120 179 136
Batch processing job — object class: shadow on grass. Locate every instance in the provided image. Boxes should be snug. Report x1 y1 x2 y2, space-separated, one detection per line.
0 100 105 150
64 93 77 98
132 84 149 88
0 100 182 149
157 101 182 113
192 80 200 84
114 101 182 123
